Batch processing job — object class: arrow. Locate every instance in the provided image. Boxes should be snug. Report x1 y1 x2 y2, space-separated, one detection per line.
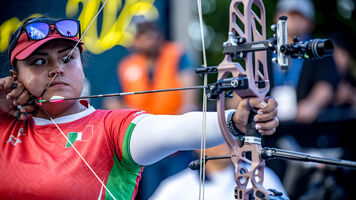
37 86 206 103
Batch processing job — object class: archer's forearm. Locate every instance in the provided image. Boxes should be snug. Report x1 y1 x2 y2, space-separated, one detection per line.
129 110 233 166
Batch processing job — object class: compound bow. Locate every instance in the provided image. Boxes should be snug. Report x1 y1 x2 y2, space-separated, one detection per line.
191 0 353 200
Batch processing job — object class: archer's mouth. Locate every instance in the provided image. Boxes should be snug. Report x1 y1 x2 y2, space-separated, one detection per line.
50 81 68 86
49 82 69 87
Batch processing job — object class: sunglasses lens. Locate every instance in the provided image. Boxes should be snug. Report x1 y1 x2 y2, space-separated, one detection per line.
26 22 49 40
56 20 79 37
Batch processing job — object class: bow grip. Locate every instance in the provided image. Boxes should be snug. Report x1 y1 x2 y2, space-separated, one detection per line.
246 112 261 138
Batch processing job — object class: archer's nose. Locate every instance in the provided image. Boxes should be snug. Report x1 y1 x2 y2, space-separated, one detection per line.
48 63 64 77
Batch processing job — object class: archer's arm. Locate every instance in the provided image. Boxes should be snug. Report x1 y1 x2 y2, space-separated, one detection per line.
129 97 278 166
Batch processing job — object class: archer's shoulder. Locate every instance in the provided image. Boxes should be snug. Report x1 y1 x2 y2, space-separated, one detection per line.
97 109 148 124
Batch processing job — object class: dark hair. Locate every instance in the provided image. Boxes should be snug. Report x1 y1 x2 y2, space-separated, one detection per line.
135 21 161 37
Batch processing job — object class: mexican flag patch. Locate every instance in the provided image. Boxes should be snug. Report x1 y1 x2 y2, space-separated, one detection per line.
65 125 93 148
66 132 82 148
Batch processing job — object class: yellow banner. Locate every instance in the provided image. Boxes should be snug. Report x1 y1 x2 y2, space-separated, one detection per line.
0 0 158 54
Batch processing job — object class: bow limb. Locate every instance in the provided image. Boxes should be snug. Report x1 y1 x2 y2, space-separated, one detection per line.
216 0 269 199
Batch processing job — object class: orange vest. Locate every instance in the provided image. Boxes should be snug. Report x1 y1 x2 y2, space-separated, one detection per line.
118 42 184 114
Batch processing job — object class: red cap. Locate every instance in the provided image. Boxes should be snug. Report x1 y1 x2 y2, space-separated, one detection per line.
10 29 83 66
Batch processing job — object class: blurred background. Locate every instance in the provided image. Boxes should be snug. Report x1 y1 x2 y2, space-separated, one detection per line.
1 0 356 199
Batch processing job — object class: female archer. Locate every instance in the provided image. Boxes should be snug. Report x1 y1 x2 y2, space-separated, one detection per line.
0 17 279 199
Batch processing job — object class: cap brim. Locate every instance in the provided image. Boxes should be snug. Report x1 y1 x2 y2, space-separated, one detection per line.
15 37 83 60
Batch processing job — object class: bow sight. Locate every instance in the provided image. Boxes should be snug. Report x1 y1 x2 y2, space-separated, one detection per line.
280 38 334 61
222 16 334 70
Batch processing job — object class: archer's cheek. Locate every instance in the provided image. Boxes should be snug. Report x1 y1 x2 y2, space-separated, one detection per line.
16 77 43 98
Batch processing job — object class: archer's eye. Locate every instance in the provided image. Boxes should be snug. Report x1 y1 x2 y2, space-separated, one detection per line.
32 58 46 65
62 55 73 63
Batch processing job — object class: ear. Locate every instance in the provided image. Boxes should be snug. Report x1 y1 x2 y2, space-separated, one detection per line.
9 69 18 81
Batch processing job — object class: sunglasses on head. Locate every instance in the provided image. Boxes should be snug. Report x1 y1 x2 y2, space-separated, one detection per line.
23 18 81 40
8 18 81 57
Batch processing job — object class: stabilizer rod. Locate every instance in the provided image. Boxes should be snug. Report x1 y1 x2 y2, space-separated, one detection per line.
261 147 356 169
188 147 356 170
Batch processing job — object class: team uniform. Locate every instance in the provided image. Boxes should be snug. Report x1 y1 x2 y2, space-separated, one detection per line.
0 101 148 200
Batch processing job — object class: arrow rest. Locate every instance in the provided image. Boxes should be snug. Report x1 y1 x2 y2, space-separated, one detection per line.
205 76 249 100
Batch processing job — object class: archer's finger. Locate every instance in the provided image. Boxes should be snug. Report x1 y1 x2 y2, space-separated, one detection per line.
14 111 27 120
3 77 15 90
8 108 19 118
0 77 15 99
240 97 266 111
257 96 278 114
7 83 25 101
8 106 33 120
20 105 37 113
14 89 31 105
256 117 279 135
254 108 278 122
258 128 276 135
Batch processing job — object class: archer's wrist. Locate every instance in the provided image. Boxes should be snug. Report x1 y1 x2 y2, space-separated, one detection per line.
226 110 244 139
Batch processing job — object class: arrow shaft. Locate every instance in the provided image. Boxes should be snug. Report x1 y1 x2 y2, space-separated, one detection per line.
40 85 206 103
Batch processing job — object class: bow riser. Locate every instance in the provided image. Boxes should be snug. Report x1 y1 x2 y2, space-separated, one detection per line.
229 0 269 99
217 0 270 199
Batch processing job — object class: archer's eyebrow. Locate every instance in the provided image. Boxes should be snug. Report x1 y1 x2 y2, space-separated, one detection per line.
30 52 48 56
58 46 75 53
31 46 75 56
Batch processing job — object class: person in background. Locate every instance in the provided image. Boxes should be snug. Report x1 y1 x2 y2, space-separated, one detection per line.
265 1 342 199
103 21 199 115
149 143 288 200
270 0 339 124
329 29 356 109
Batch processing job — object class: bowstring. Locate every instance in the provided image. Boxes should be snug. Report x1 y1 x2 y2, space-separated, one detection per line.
196 0 208 199
63 0 108 63
35 0 117 199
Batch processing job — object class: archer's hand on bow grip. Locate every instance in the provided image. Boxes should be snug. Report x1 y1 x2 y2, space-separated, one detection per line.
233 97 279 135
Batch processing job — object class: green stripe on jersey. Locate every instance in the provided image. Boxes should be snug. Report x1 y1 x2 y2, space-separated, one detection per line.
105 114 148 199
105 154 142 200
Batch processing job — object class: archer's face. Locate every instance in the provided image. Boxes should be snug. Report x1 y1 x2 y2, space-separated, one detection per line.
15 40 84 101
